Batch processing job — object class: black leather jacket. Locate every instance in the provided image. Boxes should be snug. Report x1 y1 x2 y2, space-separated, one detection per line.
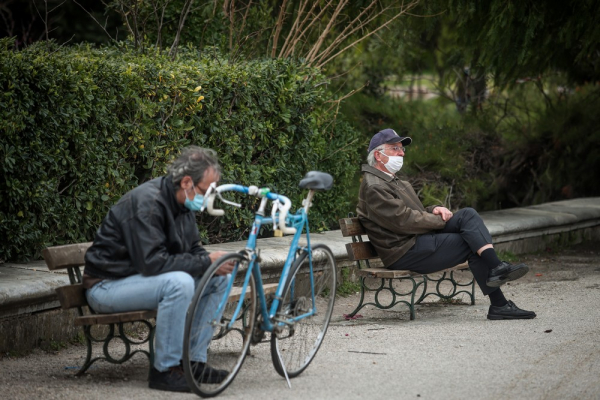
84 175 212 279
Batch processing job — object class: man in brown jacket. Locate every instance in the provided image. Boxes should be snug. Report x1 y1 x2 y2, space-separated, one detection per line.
357 128 536 320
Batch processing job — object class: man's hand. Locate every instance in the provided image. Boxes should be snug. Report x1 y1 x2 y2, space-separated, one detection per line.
433 206 453 222
209 251 236 275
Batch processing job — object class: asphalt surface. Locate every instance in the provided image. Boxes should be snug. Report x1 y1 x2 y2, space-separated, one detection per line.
1 241 599 400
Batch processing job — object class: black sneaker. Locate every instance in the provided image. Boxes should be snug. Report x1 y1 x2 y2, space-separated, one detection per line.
148 366 190 392
487 261 529 287
487 300 536 320
191 361 228 384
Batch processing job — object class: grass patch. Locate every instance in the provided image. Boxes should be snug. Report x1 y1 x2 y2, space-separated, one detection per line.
337 267 361 297
1 349 32 359
436 297 466 305
497 250 519 263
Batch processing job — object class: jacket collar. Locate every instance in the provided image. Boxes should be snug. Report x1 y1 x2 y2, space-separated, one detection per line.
361 164 396 182
163 175 190 216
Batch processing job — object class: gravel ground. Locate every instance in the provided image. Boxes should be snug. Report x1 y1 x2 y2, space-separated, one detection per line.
1 241 599 400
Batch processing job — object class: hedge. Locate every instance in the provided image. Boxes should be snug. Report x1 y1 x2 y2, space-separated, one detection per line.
0 39 361 261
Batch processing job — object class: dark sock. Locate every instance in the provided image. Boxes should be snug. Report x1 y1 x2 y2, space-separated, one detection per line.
488 288 508 307
480 248 502 270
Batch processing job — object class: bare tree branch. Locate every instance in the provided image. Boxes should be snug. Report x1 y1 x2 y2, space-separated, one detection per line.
315 1 421 68
228 0 235 51
305 0 347 63
282 0 332 59
0 1 16 37
271 0 289 58
74 0 119 43
237 0 252 46
278 0 309 58
151 0 173 50
311 0 383 66
169 0 196 58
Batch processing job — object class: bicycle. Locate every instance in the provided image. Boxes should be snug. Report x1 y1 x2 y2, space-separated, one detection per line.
182 171 337 397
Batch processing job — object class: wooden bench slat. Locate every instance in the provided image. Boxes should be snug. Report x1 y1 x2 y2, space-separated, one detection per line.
43 242 93 270
74 310 158 326
70 283 278 326
56 284 87 309
356 268 413 278
442 262 469 271
339 217 366 237
356 263 470 279
345 242 378 261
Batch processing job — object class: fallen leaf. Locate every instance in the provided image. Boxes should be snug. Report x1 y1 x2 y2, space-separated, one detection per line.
343 314 363 320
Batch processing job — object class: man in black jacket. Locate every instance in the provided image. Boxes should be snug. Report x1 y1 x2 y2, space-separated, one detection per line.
84 146 232 392
357 129 536 320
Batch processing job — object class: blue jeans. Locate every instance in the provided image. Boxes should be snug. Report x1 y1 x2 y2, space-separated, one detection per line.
86 271 227 371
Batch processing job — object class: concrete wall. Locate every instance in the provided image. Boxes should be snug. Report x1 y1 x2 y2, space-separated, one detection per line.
1 308 81 356
494 225 600 254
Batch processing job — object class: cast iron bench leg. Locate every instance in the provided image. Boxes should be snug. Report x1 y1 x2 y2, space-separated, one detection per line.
76 325 95 376
347 276 426 320
345 276 372 318
76 321 155 376
416 270 476 305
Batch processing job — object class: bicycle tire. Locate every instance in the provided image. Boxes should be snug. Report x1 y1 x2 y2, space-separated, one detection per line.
183 252 256 397
270 244 337 378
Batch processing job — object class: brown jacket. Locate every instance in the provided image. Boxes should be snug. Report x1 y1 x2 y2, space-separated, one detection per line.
356 165 446 266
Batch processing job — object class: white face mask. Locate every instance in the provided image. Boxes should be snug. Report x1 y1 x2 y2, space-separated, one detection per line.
380 152 403 174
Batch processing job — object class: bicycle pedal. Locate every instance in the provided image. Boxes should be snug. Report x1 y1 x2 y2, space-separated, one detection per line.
274 229 283 237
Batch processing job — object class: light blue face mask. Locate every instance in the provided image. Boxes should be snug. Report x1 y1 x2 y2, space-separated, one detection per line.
184 185 205 212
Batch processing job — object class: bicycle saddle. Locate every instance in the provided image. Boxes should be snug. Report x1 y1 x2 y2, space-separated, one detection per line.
299 171 333 191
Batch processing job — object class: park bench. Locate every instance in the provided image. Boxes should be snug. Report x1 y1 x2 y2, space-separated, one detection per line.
42 242 278 376
339 216 475 320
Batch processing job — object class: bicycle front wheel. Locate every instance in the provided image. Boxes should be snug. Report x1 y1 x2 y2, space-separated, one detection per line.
271 244 337 378
183 252 256 398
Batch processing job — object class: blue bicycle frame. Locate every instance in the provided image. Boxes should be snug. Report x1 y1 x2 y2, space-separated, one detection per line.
208 184 316 333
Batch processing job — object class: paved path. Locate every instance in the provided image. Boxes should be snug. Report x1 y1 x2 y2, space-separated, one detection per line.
1 241 599 400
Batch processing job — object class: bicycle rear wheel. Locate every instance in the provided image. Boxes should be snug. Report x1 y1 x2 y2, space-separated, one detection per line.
271 244 336 378
183 252 256 397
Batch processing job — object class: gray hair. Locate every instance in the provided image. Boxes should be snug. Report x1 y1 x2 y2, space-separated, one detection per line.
168 146 221 187
367 144 386 166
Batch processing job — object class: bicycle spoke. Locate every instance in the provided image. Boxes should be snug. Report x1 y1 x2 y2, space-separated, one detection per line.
271 244 337 378
183 253 256 398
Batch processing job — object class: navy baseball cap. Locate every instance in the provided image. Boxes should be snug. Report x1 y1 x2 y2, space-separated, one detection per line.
368 129 412 153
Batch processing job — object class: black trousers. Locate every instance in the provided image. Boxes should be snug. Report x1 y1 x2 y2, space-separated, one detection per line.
388 207 496 295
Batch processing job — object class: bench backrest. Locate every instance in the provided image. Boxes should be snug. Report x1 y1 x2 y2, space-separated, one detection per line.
338 217 378 264
42 242 93 311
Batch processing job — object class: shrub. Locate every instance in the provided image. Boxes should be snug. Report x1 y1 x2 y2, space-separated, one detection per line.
339 92 500 210
340 82 600 212
490 81 600 207
0 39 361 261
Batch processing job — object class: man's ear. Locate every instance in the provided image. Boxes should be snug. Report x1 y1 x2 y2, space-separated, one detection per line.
374 150 382 163
180 175 194 190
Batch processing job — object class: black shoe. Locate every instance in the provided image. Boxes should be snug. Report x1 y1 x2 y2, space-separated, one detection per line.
487 261 529 287
191 361 228 384
148 366 191 392
487 300 536 320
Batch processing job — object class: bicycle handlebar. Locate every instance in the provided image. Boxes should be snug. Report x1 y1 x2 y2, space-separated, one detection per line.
203 183 296 234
